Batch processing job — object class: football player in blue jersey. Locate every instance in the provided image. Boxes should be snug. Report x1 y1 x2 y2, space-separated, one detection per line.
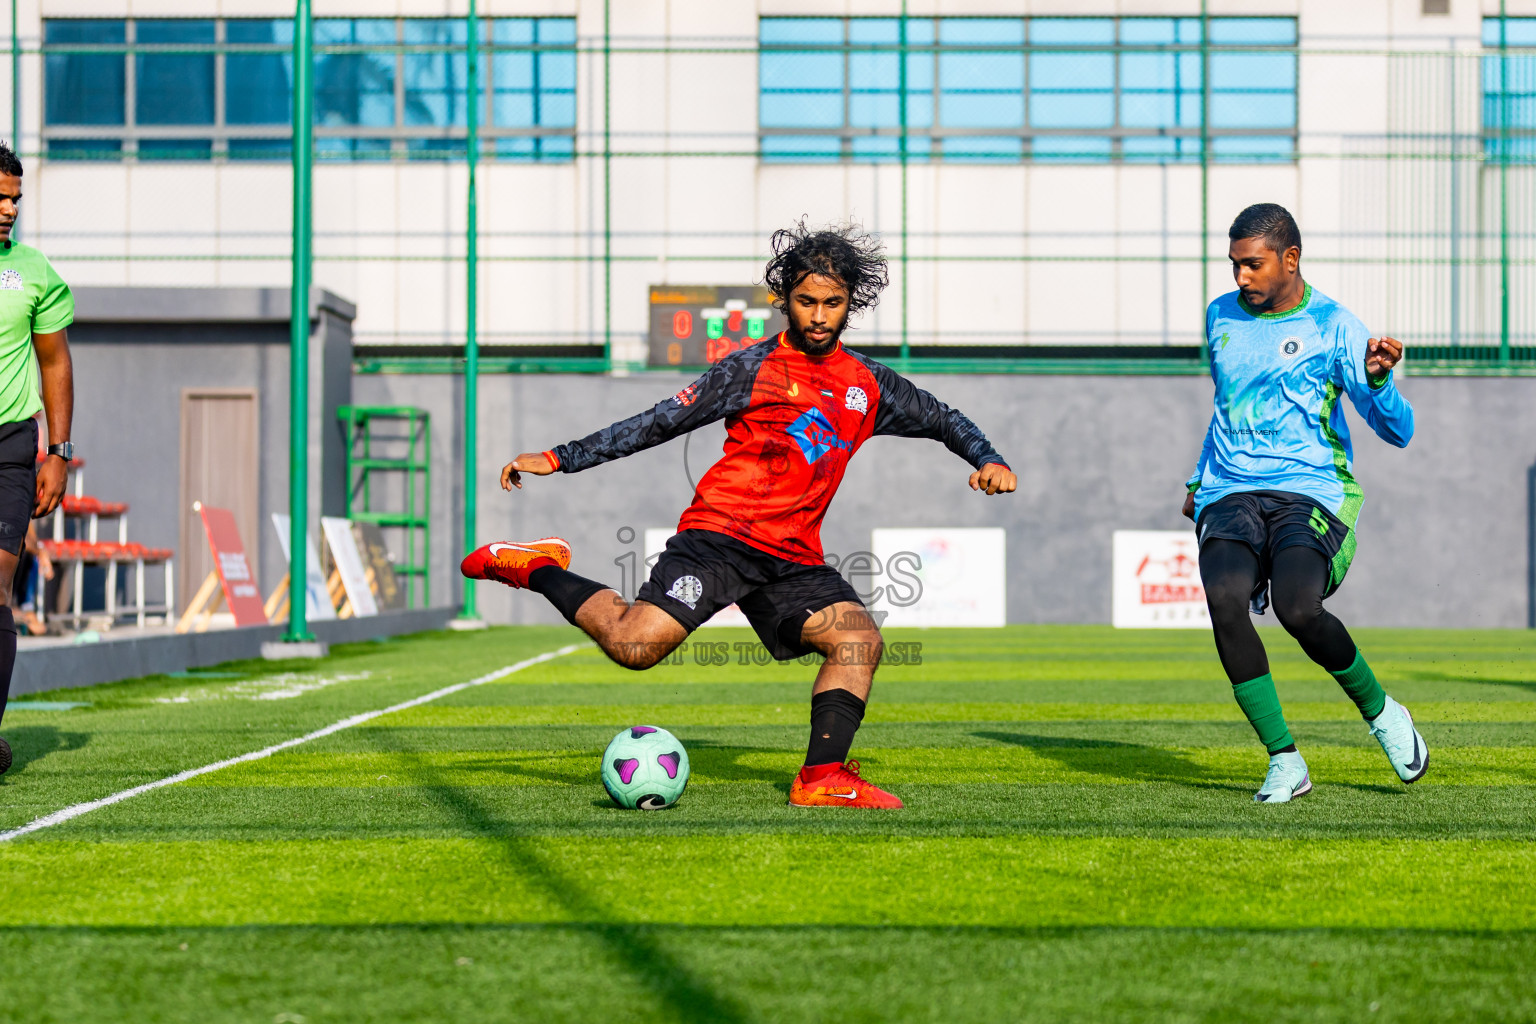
1183 203 1427 803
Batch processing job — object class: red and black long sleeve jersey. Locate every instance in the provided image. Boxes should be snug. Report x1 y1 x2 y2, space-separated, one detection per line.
549 333 1009 565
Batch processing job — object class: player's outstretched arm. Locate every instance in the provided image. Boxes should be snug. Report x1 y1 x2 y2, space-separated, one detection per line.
501 451 558 491
856 357 1013 491
968 463 1017 495
1344 331 1414 447
521 350 764 482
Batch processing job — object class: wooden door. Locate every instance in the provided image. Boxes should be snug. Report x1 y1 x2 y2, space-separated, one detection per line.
180 389 260 608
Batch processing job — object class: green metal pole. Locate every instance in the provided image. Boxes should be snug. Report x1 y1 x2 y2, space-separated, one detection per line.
898 2 909 367
1199 0 1210 364
1499 0 1511 364
603 0 612 368
10 0 17 159
461 0 480 620
286 0 314 642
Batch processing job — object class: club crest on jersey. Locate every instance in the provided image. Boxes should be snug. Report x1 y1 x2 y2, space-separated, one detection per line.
0 270 22 291
666 575 703 610
786 406 853 465
1280 336 1303 357
845 386 868 413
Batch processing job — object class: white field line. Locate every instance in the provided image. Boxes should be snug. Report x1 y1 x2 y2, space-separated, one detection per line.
0 643 587 844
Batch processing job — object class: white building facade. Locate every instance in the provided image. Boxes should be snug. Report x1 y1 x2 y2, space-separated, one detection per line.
7 0 1533 366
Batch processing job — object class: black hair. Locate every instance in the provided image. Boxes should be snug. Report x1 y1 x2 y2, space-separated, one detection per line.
763 219 888 316
0 141 22 178
1229 203 1300 256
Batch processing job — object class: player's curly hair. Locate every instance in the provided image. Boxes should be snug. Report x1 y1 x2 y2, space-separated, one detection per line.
0 141 23 177
763 220 889 316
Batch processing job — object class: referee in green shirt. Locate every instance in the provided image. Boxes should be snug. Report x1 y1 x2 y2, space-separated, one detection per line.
0 142 75 774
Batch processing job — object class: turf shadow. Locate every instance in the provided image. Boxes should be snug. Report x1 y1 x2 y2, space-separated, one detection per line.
972 731 1246 791
438 743 788 788
681 741 793 784
0 725 89 781
1397 669 1536 696
365 728 749 1024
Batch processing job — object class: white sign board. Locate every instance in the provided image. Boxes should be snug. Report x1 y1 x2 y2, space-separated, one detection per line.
644 528 750 627
1112 530 1208 629
321 517 379 617
869 528 1006 627
271 513 337 621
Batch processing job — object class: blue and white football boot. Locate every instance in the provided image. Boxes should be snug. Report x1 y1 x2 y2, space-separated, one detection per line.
1254 750 1312 803
1367 695 1429 783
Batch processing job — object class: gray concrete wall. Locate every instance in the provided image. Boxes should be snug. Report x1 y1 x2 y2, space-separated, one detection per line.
12 607 458 697
68 288 355 602
355 369 1536 630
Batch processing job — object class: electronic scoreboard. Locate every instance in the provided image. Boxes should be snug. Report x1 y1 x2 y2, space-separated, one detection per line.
647 285 787 367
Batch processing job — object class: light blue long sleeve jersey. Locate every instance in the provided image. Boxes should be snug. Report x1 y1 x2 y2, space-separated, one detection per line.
1187 283 1414 525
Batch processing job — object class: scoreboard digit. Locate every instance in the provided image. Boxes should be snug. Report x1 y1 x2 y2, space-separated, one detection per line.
648 285 786 367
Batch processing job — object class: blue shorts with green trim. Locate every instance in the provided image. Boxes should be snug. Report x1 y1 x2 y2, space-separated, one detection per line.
1194 489 1354 613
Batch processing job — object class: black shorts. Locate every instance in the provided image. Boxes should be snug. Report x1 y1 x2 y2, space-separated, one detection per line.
636 529 864 661
0 419 37 556
1196 489 1355 611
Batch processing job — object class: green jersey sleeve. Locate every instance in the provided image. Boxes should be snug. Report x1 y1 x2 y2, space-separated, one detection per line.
32 258 73 334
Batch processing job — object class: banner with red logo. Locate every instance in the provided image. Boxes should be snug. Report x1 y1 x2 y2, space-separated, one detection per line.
1112 530 1208 629
198 504 269 627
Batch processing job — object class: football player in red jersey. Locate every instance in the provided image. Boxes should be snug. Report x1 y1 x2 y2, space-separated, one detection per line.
463 223 1016 808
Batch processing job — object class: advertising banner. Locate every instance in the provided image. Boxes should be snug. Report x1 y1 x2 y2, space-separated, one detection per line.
869 528 1006 627
196 503 269 627
353 521 406 611
1111 530 1208 629
271 513 337 622
322 517 379 617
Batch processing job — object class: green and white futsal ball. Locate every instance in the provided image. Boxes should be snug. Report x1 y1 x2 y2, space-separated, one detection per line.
601 725 689 810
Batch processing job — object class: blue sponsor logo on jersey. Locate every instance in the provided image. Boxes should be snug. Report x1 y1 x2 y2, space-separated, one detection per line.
786 406 852 464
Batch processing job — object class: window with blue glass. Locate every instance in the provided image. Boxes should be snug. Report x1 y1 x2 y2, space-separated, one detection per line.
43 20 125 158
760 16 1296 163
1483 18 1536 163
41 17 576 162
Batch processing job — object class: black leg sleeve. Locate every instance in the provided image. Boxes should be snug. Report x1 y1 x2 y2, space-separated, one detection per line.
0 605 15 726
526 566 613 627
1268 546 1358 673
1199 539 1270 685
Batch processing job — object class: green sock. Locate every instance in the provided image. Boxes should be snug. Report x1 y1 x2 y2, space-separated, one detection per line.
1331 648 1387 720
1232 674 1295 755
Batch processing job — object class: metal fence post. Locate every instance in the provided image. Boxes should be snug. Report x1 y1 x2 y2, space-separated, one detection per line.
899 1 910 368
1500 0 1511 366
603 0 612 368
1199 0 1211 365
10 0 18 160
285 0 315 643
461 0 481 621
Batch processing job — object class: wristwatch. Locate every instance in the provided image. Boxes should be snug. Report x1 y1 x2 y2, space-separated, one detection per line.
46 441 74 461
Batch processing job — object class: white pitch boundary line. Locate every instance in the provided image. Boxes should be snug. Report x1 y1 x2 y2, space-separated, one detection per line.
0 643 587 844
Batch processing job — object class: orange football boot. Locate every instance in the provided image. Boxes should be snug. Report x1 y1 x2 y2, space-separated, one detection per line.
460 538 570 589
525 537 572 569
788 760 903 809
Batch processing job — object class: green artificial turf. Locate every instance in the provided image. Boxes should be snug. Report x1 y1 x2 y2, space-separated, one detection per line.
1 624 1534 1022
